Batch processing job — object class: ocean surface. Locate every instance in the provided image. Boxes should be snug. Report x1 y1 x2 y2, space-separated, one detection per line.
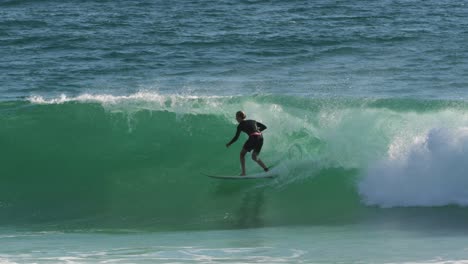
2 0 468 263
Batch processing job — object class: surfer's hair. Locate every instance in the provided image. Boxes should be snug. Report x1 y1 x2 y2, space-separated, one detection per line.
236 111 246 119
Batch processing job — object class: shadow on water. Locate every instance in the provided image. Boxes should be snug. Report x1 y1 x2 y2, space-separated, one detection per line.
235 189 265 229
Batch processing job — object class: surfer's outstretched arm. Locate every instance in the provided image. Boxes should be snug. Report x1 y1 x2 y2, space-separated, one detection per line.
226 127 241 147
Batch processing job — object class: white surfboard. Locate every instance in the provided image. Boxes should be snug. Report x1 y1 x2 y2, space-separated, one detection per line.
203 172 278 179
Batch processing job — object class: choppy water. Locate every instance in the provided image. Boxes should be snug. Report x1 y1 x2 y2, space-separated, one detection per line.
1 0 468 99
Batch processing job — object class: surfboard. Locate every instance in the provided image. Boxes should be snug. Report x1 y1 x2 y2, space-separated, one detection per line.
203 172 278 179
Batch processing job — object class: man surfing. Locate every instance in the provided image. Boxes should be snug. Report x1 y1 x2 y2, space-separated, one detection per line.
226 111 269 176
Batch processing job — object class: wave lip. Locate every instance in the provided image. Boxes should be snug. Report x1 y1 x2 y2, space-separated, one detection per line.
27 92 215 105
26 92 231 116
359 127 468 208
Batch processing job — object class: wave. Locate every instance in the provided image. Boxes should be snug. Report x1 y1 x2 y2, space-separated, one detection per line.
2 93 468 229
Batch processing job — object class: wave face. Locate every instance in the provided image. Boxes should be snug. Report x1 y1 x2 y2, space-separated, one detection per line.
2 93 468 230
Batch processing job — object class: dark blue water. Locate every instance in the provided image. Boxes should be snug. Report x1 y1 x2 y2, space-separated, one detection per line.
1 0 467 99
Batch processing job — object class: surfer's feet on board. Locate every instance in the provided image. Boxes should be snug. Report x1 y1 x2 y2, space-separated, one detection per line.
264 167 269 172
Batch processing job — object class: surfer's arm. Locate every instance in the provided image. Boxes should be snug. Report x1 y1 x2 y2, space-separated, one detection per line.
257 122 267 131
226 127 241 147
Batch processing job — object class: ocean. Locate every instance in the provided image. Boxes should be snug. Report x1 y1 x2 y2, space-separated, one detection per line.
1 0 468 263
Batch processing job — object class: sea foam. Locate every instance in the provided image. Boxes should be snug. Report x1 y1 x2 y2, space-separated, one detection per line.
359 127 468 207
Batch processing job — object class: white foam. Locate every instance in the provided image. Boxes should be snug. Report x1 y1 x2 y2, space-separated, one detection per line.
27 92 213 105
386 260 468 264
359 127 468 207
27 92 230 116
0 257 18 264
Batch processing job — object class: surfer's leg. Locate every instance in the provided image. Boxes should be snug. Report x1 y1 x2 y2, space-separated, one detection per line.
251 136 268 172
252 151 268 172
240 148 247 176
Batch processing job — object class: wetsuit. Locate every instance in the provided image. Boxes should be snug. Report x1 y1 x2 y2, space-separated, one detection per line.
227 120 267 153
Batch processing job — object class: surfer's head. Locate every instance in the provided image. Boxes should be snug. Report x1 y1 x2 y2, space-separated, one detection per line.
236 111 246 123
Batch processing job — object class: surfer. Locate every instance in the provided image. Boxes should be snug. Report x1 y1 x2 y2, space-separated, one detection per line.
226 111 269 176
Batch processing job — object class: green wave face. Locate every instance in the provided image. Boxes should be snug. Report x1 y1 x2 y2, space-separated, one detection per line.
2 95 468 230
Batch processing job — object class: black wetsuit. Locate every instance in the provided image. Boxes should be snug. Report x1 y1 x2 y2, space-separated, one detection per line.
227 120 267 153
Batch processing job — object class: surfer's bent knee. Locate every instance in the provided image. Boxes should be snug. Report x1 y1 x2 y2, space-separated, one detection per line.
252 152 259 161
